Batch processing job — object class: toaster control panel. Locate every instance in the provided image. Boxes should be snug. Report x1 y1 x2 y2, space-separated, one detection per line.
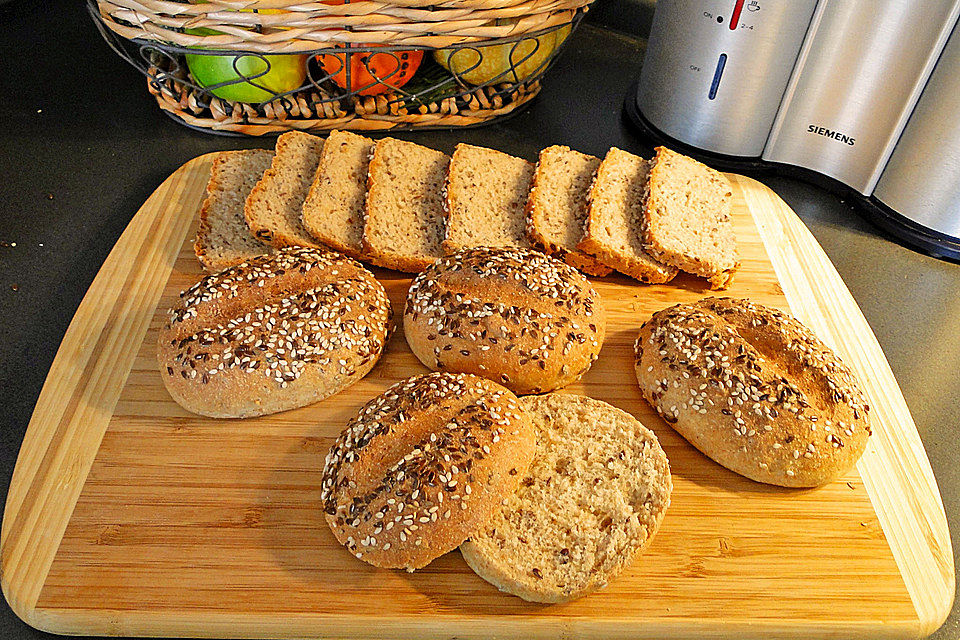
636 0 817 156
703 0 762 33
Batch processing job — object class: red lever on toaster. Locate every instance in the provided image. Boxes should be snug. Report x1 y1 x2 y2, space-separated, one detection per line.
730 0 744 30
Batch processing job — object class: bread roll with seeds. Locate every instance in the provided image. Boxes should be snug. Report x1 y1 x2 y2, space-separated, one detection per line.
321 372 536 571
404 247 605 395
635 297 871 487
158 247 392 418
461 393 672 603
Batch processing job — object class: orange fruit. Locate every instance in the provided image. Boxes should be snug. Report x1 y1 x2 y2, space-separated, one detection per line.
317 47 423 96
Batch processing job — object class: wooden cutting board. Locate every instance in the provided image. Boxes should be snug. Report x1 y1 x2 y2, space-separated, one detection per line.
0 154 953 639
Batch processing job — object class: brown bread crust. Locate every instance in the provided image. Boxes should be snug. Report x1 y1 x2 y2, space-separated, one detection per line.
321 372 536 571
635 297 871 487
158 247 392 418
555 248 614 277
577 148 677 284
244 131 324 249
404 247 606 395
195 149 275 272
524 145 612 277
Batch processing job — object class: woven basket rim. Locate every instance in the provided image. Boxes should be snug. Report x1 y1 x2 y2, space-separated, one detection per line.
94 0 594 52
127 20 575 55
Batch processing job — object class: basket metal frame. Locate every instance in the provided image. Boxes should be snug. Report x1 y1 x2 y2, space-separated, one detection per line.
89 0 585 125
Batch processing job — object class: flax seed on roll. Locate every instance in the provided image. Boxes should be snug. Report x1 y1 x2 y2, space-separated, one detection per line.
404 247 605 395
635 297 870 487
158 246 392 418
321 372 535 571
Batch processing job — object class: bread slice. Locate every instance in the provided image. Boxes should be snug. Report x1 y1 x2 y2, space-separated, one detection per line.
460 393 672 603
194 149 275 272
643 146 739 289
301 130 374 258
442 144 534 253
362 138 449 272
244 131 324 249
525 145 611 277
576 148 677 284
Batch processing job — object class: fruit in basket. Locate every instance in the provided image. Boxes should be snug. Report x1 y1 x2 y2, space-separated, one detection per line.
317 47 424 96
183 22 307 103
434 23 571 86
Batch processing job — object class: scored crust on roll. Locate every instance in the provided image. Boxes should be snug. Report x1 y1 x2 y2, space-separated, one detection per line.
321 372 536 571
403 246 606 395
635 297 871 487
158 246 392 419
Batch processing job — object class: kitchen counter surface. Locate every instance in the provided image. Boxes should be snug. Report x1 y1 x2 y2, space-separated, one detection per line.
0 1 957 638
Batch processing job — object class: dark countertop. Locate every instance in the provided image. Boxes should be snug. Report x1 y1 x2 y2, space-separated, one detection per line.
0 1 957 638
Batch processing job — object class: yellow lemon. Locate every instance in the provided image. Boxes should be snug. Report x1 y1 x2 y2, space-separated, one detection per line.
435 23 571 86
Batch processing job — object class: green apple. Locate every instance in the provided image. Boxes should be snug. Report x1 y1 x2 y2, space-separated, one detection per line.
184 29 307 103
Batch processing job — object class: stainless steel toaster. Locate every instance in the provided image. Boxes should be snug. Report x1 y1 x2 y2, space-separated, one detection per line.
628 0 960 259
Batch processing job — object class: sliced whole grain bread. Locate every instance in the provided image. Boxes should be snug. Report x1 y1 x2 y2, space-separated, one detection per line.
301 130 373 259
643 146 739 289
525 145 611 277
460 393 672 603
195 149 275 272
576 147 677 284
244 131 324 249
362 137 449 272
442 144 534 253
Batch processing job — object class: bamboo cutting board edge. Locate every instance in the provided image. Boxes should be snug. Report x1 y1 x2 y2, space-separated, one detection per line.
735 175 955 636
0 154 953 638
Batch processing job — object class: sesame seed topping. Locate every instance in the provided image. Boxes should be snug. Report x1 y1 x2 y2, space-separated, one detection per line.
320 372 528 561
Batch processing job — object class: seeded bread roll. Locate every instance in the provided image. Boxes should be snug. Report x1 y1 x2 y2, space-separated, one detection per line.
404 247 606 395
321 372 536 571
635 297 871 487
158 247 392 419
461 393 672 603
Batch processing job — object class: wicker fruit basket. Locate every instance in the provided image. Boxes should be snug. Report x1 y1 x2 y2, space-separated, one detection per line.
90 0 593 135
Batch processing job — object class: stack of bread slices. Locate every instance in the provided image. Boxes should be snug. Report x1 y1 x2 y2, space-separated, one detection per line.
195 131 739 289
